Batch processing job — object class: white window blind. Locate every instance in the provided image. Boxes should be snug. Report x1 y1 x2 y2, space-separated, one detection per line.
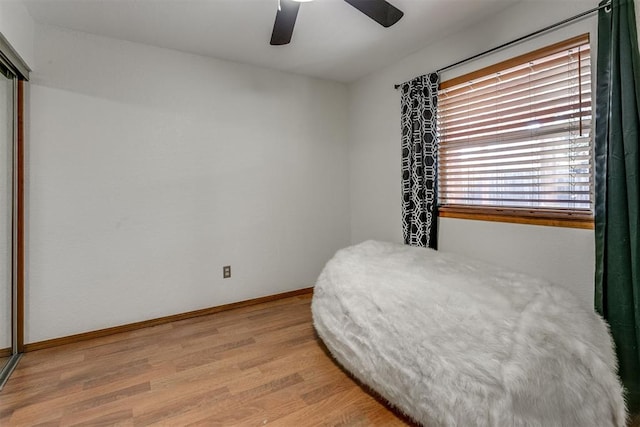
438 34 592 213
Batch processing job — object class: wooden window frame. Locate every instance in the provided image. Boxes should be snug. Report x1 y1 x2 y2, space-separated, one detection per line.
438 206 593 229
438 35 594 229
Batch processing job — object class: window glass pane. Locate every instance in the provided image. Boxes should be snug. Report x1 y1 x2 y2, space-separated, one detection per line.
438 34 592 214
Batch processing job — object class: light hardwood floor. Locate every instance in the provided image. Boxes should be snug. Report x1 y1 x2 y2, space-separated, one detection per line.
0 294 414 426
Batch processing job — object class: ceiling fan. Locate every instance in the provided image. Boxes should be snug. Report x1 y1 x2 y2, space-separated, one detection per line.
270 0 404 46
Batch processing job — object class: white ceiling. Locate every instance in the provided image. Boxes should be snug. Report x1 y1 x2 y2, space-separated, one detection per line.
23 0 521 82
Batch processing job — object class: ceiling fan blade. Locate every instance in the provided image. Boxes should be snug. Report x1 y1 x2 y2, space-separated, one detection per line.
270 0 301 45
343 0 404 28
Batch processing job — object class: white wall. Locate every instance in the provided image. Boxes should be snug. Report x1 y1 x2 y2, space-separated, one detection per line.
20 0 638 342
349 0 599 308
27 24 350 343
0 0 34 69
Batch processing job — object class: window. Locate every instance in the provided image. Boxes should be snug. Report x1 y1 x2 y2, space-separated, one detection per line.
437 34 593 228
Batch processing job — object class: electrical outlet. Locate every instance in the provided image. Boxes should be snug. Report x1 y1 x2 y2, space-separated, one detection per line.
223 265 231 279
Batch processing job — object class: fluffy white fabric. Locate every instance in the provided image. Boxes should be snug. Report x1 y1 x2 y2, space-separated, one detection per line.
311 240 626 427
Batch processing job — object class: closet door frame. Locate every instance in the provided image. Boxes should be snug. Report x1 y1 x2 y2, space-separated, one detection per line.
15 78 24 354
0 34 27 388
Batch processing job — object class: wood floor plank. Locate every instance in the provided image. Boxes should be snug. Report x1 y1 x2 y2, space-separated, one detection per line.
184 385 308 426
5 365 171 426
68 408 133 427
131 385 230 426
0 295 412 426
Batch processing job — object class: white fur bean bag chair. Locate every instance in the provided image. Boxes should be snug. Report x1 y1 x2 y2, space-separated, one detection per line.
311 240 626 427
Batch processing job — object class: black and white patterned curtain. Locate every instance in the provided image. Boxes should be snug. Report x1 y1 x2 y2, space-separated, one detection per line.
400 73 440 249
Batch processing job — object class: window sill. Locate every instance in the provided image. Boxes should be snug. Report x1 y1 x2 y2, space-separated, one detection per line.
438 206 594 229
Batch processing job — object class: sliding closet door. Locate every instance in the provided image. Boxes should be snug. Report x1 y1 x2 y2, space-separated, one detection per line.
0 59 17 388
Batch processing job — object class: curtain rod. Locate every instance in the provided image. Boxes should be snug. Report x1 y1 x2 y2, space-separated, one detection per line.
394 0 611 90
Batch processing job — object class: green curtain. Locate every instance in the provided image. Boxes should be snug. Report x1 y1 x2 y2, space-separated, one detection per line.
595 0 640 414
